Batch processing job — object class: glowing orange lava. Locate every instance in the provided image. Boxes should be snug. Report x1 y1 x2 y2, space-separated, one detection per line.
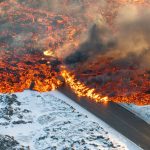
0 0 150 105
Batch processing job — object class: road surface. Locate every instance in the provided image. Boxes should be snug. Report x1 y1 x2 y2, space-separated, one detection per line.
59 86 150 150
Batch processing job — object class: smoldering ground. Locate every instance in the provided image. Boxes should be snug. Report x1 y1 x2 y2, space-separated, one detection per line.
64 5 150 70
0 0 106 53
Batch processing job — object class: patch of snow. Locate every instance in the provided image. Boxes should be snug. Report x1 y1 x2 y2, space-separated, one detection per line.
52 91 142 150
0 90 141 150
120 103 150 124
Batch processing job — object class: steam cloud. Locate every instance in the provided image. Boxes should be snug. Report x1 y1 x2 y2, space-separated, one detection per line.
65 4 150 69
65 24 116 64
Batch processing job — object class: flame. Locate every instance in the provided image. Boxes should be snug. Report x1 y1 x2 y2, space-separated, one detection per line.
44 50 55 57
61 69 109 103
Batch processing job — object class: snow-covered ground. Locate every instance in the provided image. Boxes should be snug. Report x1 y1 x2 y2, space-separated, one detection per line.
121 103 150 124
0 90 141 150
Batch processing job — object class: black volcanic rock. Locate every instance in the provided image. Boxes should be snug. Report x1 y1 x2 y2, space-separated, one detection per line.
0 135 19 150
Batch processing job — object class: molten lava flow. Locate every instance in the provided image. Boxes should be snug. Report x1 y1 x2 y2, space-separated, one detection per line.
61 63 149 105
74 56 150 105
0 50 62 93
0 0 150 105
61 69 109 103
0 0 84 92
